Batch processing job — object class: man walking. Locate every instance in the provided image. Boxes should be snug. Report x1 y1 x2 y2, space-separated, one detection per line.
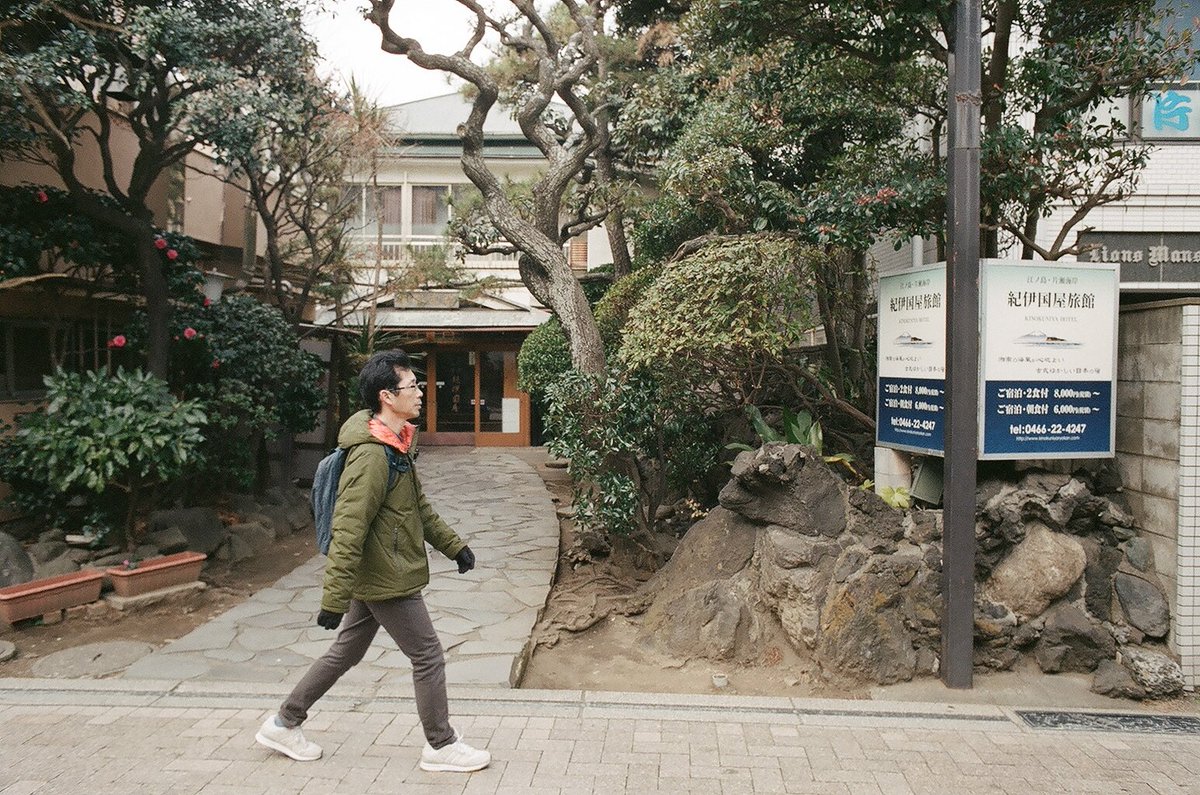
256 350 490 772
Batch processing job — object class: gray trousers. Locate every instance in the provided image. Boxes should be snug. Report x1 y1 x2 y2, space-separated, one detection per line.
278 594 455 748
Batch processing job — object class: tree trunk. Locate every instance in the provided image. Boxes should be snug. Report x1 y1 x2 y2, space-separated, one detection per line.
517 251 606 373
979 0 1016 259
139 237 171 379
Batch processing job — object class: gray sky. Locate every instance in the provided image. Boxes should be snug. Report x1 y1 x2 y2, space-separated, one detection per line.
306 1 475 107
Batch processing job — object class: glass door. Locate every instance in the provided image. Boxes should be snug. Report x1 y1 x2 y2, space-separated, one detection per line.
422 349 530 445
434 351 474 433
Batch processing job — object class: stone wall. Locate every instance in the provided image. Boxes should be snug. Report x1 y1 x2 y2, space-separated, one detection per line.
1116 299 1200 689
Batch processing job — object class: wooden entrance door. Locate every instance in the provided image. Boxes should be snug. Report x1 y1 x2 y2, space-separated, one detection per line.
421 349 529 446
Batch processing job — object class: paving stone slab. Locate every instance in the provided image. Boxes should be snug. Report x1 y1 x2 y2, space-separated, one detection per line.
30 641 155 678
110 449 559 691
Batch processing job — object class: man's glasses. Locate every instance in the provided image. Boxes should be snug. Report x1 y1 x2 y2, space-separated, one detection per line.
388 382 424 394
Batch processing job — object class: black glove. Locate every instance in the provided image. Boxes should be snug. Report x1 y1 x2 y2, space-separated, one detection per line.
316 609 343 630
455 546 476 574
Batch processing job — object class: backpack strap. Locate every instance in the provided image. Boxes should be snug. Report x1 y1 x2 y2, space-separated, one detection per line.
383 445 412 490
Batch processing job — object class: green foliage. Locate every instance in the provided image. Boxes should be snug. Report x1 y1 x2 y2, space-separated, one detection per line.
659 0 1198 258
544 367 718 537
730 405 824 451
120 295 324 490
1 0 316 371
878 485 912 510
594 265 662 352
0 187 202 295
518 265 661 399
0 186 124 281
517 318 572 398
620 236 817 407
0 368 205 548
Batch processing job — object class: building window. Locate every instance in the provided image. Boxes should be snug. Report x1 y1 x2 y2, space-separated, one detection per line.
412 186 450 237
0 320 109 399
350 186 403 237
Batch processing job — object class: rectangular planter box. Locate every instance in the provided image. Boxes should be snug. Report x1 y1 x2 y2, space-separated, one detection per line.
0 569 105 624
106 551 207 598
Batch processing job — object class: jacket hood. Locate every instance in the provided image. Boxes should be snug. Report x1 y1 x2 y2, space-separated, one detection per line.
337 409 376 448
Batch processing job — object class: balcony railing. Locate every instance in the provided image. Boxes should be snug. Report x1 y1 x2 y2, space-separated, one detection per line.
346 235 519 265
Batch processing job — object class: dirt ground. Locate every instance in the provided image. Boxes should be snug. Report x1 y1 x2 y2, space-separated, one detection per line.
516 460 863 698
0 530 316 677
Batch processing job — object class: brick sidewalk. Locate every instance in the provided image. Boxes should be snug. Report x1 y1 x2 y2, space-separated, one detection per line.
1 680 1198 794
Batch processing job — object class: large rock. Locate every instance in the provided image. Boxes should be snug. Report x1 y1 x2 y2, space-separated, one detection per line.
226 522 274 556
641 578 759 661
1114 571 1170 638
1079 538 1123 622
26 538 67 564
980 474 1083 532
1034 603 1116 673
1119 647 1185 698
982 522 1086 620
145 526 189 555
0 531 34 587
147 507 225 555
818 566 917 684
631 506 757 613
1122 538 1155 573
33 553 80 579
720 445 847 537
756 527 844 650
1090 659 1147 700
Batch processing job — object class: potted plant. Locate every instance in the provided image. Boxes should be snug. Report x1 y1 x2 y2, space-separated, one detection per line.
0 569 104 624
105 550 207 598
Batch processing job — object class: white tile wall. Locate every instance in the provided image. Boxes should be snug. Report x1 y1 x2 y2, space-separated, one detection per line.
1032 140 1200 259
1177 304 1200 690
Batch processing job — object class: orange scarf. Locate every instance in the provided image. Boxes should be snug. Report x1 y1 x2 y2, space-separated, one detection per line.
367 417 414 453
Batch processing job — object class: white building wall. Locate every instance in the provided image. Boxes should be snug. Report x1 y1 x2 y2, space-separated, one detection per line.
1038 143 1200 257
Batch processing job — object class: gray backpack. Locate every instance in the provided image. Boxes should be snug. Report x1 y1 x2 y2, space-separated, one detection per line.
311 445 410 555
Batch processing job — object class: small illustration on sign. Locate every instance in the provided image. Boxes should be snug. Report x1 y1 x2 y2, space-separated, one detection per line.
1015 331 1082 348
895 333 933 347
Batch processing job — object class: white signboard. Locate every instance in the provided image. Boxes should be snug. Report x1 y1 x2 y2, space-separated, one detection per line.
978 261 1119 459
876 266 947 455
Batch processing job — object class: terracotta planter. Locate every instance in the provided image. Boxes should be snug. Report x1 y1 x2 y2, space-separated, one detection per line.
0 570 105 624
106 551 207 598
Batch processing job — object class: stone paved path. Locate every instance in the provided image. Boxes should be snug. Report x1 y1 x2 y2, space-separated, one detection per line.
1 679 1199 794
117 449 558 688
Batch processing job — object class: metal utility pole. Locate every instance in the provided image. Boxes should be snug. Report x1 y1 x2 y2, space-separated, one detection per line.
941 0 982 689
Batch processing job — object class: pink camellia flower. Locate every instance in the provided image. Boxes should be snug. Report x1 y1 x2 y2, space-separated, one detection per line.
166 249 179 260
35 190 48 203
202 297 212 307
107 335 127 349
183 327 198 340
154 238 168 250
211 359 221 369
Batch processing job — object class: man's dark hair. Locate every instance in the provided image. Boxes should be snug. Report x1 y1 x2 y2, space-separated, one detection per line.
359 350 413 413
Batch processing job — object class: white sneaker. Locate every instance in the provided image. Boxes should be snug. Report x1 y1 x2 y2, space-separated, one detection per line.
255 715 323 761
419 736 491 772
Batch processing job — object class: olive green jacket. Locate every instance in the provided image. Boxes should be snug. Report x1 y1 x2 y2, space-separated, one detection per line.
320 410 466 612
